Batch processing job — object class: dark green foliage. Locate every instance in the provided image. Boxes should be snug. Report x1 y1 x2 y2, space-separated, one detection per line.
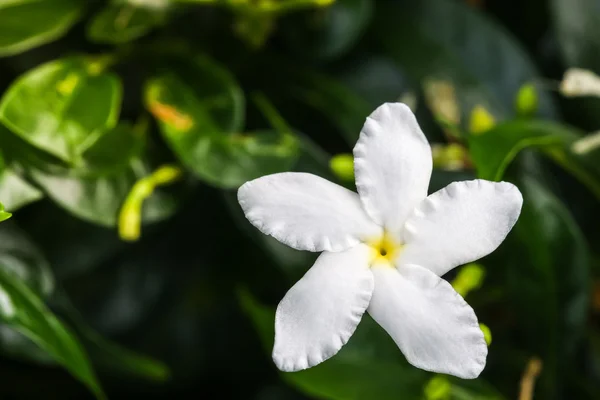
0 0 598 399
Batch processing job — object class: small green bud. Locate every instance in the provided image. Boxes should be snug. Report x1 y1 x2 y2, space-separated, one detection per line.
432 143 469 171
330 154 355 182
234 14 275 49
469 105 496 135
515 83 538 116
85 54 116 76
151 165 183 185
118 164 183 242
424 375 451 400
118 197 143 242
480 323 492 346
451 263 485 297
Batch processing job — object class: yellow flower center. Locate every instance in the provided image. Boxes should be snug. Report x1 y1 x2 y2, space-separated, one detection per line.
367 233 403 266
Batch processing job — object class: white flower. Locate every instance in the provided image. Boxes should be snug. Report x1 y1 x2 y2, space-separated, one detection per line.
238 103 523 379
560 68 600 97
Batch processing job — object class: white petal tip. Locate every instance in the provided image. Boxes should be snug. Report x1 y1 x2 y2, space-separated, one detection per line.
497 180 524 204
272 353 307 372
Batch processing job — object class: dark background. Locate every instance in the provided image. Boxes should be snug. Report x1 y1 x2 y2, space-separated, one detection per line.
0 0 599 399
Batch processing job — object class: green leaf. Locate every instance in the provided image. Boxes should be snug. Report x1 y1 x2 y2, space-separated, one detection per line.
0 168 43 211
0 56 122 163
468 120 600 199
0 221 54 363
0 266 105 399
0 131 44 211
28 158 179 227
0 146 43 211
287 71 372 145
503 175 590 399
0 222 54 297
550 0 600 71
81 323 170 382
1 120 176 228
0 0 84 57
16 205 127 280
87 3 165 44
77 122 145 176
145 56 300 188
337 55 415 110
280 0 374 61
0 202 10 222
239 289 427 400
56 294 170 382
374 0 556 123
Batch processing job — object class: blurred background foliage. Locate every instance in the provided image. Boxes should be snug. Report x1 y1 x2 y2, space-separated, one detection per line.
0 0 599 399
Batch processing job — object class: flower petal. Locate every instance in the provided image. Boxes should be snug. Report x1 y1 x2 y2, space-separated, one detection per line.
400 179 523 276
238 172 382 252
273 244 374 371
353 103 432 236
368 263 487 379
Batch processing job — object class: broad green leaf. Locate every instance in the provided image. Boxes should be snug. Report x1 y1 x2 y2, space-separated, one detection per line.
0 221 54 363
56 294 170 381
468 120 600 199
240 289 427 400
0 168 43 211
0 222 54 297
1 122 177 228
280 0 374 61
145 56 300 188
79 322 170 381
0 266 105 399
28 158 179 227
17 205 127 280
0 133 44 211
87 3 165 44
0 56 122 163
287 71 372 145
550 0 600 71
503 176 590 399
0 0 84 57
337 55 415 110
549 0 600 128
78 122 145 176
374 0 556 124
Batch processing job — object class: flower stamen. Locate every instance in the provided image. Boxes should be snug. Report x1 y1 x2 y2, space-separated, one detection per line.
368 232 403 266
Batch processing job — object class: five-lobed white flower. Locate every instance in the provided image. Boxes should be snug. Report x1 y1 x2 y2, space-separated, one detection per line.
237 103 523 379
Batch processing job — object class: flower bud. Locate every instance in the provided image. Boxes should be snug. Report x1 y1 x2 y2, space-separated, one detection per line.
424 375 451 400
515 83 538 116
330 153 354 182
451 263 485 297
480 323 492 346
469 105 496 135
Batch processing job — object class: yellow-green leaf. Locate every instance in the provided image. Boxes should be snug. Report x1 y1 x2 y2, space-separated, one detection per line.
0 0 84 57
87 3 165 44
145 56 299 188
0 56 122 163
469 120 600 199
0 266 105 399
